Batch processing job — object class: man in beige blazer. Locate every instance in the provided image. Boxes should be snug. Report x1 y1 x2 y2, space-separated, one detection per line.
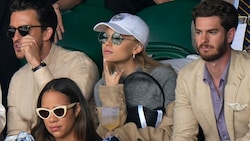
5 0 99 140
172 0 250 141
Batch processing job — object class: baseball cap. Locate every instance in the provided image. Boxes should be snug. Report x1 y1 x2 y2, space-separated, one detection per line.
93 13 149 47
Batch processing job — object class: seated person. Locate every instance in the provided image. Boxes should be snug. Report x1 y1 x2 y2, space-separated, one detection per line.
5 0 98 140
172 0 250 140
93 13 176 141
32 78 101 141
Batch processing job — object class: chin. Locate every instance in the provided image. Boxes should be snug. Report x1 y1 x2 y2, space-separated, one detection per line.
15 54 25 59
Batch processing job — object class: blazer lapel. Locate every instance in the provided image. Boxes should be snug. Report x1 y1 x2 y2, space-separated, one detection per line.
224 61 244 141
195 68 219 136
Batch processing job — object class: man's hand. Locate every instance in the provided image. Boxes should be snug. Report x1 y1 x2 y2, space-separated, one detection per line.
20 35 42 68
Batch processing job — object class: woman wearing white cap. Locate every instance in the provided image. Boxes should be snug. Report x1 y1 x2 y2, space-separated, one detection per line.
93 13 176 141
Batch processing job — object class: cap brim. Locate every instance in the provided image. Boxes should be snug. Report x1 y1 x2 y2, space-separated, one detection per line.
93 22 132 35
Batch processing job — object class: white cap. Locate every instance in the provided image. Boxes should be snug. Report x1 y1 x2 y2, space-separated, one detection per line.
93 13 149 47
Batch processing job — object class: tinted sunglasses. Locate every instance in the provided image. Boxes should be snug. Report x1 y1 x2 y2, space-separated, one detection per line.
98 32 136 45
36 102 77 119
7 25 43 38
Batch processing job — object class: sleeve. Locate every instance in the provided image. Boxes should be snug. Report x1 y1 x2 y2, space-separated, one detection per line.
113 102 174 141
7 76 29 136
33 66 54 90
0 84 6 133
95 84 127 138
95 84 174 141
171 71 199 141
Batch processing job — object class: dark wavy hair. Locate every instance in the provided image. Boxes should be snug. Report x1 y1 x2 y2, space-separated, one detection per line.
9 0 57 42
192 0 238 32
31 78 100 141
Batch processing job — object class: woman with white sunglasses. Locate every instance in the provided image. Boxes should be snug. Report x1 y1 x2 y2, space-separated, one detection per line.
93 13 177 141
31 78 101 141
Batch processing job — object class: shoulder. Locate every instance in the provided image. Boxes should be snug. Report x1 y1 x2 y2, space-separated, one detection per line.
178 58 204 76
11 64 31 80
150 65 177 79
231 50 250 65
56 45 91 59
55 45 97 66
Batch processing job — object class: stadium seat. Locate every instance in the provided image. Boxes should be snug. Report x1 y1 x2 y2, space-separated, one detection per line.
57 4 113 73
137 0 199 60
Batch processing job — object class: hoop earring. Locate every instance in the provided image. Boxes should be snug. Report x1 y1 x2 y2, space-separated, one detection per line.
132 54 135 59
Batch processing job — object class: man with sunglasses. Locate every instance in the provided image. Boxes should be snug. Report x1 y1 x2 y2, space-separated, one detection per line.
5 0 99 140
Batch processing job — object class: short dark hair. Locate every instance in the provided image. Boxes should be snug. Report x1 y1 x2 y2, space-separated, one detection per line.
192 0 238 31
9 0 57 42
31 78 99 141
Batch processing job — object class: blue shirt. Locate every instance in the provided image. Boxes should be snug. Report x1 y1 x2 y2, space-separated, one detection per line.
203 60 230 141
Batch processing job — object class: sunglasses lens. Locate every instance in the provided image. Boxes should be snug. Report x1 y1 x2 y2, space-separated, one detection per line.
18 26 30 36
54 108 65 117
98 32 108 44
7 27 16 38
111 33 123 45
38 110 49 119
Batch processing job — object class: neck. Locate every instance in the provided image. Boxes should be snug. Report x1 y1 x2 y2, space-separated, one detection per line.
56 136 77 141
115 59 138 77
40 41 52 60
205 49 231 82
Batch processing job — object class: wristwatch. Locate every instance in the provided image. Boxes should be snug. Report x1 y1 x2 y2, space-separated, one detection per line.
32 62 47 72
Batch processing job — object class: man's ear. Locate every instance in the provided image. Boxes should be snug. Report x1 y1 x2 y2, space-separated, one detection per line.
227 27 236 44
42 27 53 41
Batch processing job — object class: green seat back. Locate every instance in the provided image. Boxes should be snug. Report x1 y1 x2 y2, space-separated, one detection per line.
137 0 199 60
84 0 105 7
57 4 113 73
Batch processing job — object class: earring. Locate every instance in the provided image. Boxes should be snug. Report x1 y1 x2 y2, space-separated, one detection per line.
132 54 135 59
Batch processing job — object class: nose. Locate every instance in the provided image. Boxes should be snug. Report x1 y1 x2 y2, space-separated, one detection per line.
102 36 113 47
48 113 58 123
105 36 113 45
12 30 22 42
201 33 208 43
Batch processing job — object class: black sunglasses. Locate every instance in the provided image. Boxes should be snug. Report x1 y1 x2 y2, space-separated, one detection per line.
98 32 136 45
7 25 43 38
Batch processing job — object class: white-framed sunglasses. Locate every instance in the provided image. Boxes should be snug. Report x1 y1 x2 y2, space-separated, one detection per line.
36 102 77 119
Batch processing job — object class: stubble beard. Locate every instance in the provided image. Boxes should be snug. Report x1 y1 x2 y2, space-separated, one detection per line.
198 39 227 62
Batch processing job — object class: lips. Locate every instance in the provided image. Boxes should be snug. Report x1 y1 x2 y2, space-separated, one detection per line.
50 126 60 132
199 44 213 51
103 50 113 55
14 43 21 51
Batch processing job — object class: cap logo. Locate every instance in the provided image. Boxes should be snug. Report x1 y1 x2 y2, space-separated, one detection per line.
111 14 125 21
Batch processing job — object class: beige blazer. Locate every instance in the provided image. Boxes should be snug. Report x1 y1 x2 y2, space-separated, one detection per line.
6 44 99 137
172 50 250 141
